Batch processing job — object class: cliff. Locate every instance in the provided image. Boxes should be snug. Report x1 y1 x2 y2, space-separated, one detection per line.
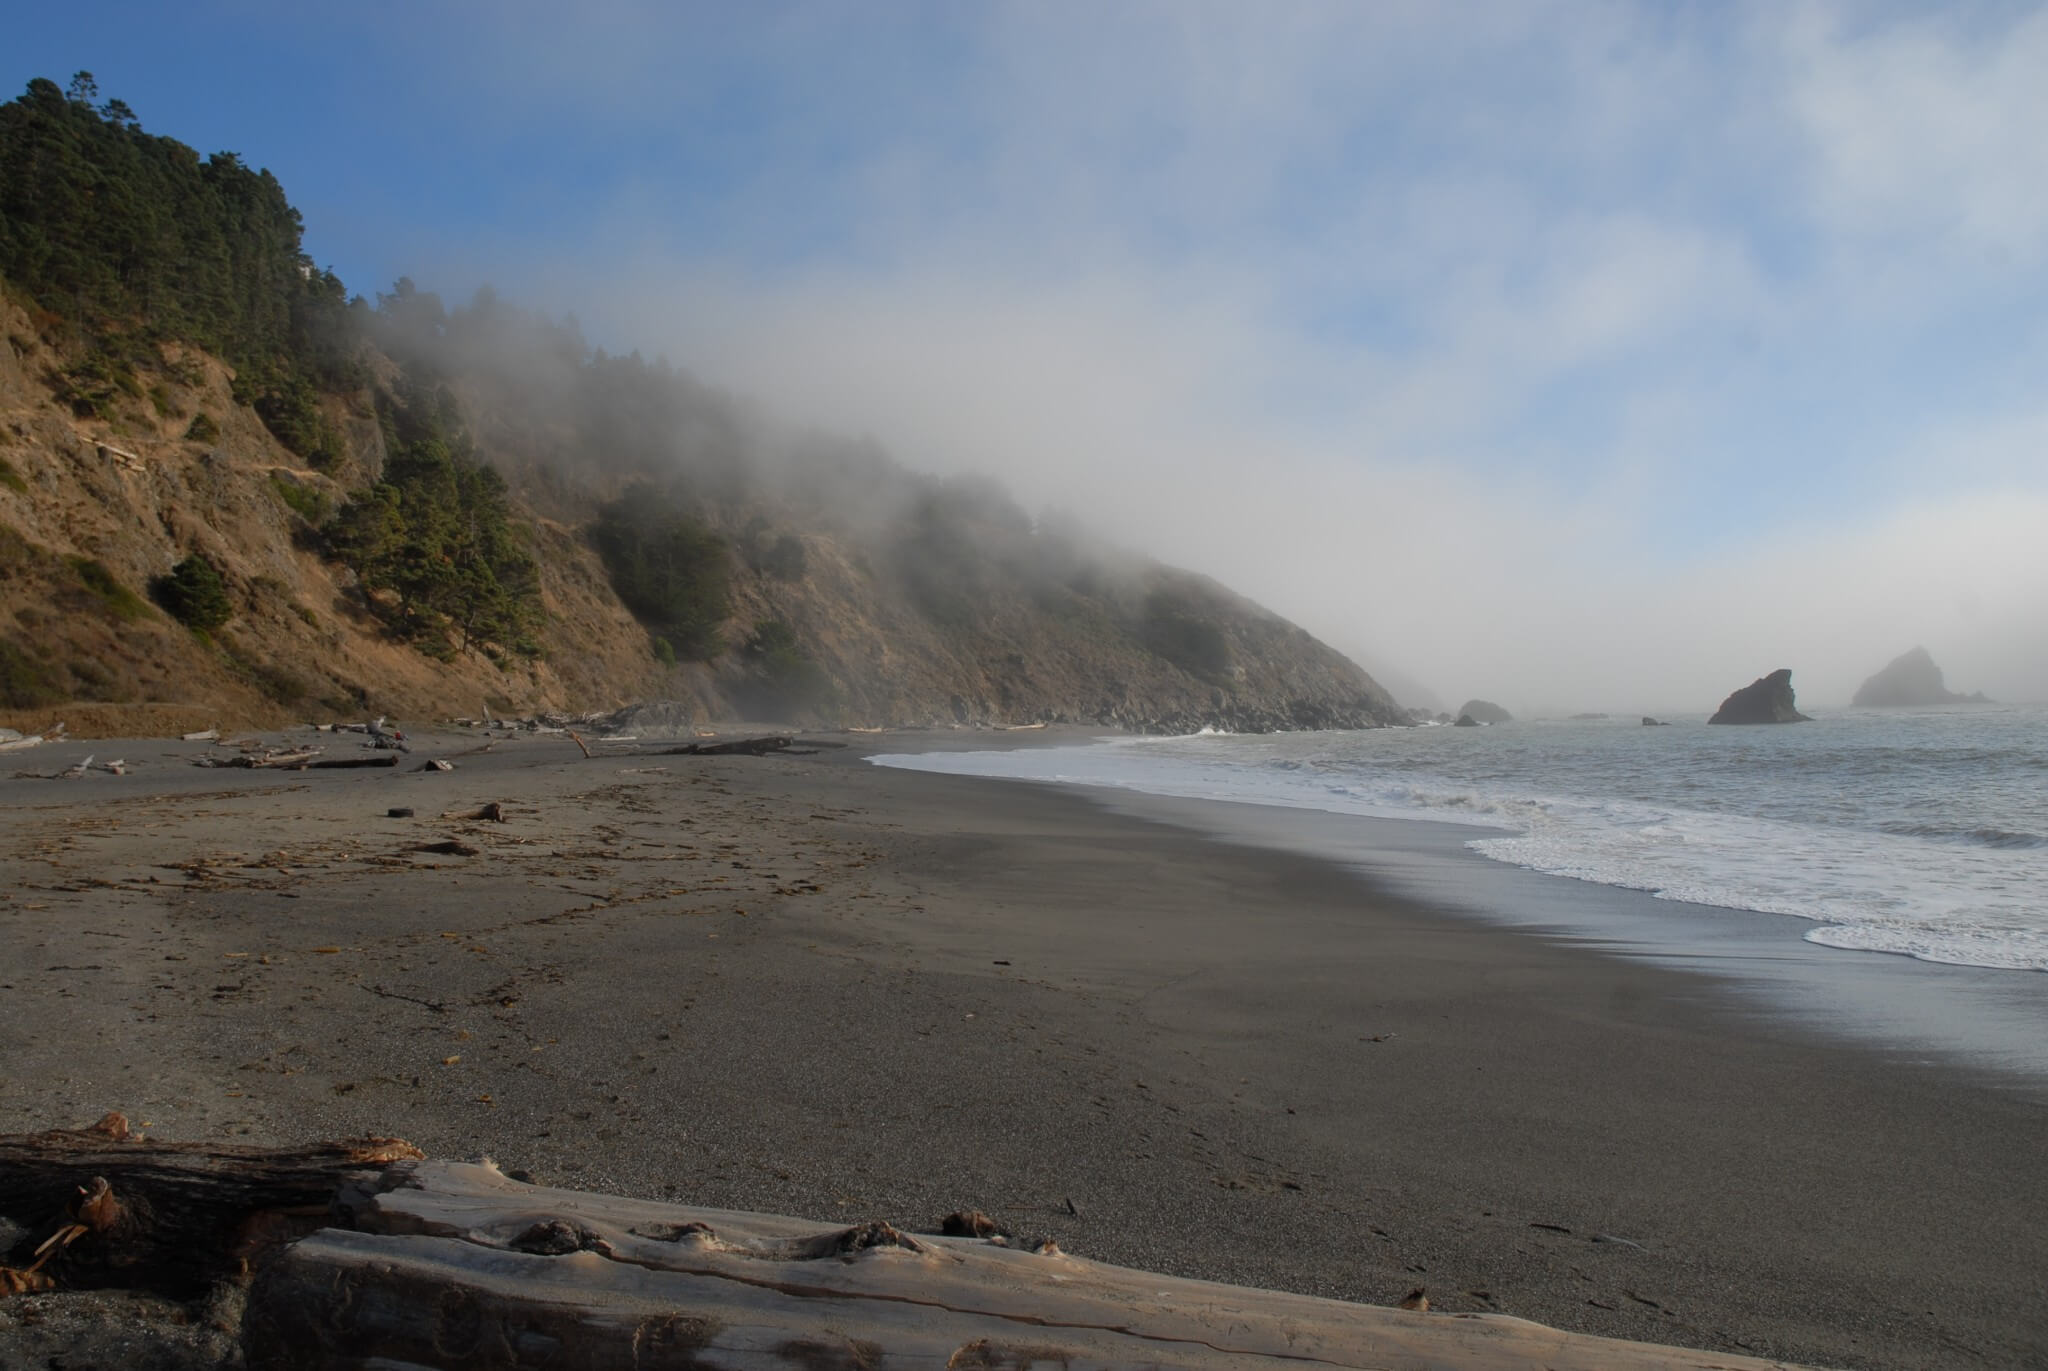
0 289 1403 736
0 81 1401 738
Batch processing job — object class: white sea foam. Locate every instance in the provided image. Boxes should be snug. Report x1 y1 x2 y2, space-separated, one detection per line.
872 708 2048 973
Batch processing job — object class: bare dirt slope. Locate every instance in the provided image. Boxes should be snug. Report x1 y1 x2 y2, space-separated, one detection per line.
0 296 670 736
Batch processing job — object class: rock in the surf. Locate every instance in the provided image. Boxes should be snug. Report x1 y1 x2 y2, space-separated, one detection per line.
1456 699 1513 724
1851 647 1991 708
1708 669 1811 725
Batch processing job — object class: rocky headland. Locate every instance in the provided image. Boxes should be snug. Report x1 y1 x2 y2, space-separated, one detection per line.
0 80 1403 740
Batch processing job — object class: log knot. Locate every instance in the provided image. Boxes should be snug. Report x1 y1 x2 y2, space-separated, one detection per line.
807 1221 926 1260
508 1219 600 1256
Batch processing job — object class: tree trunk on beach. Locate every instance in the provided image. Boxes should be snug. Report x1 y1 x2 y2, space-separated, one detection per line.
241 1158 1822 1371
0 1113 421 1298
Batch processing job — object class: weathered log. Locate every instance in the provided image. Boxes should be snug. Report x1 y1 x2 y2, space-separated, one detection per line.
654 734 793 757
301 754 400 770
0 1114 421 1298
243 1159 1823 1371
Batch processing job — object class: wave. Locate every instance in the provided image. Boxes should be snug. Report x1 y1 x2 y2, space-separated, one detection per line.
1877 822 2047 850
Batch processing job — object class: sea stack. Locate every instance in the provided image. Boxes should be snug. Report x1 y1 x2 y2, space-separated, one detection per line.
1852 647 1991 707
1456 699 1512 724
1708 669 1812 725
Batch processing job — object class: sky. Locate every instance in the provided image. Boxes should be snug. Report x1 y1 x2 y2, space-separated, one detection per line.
12 1 2048 712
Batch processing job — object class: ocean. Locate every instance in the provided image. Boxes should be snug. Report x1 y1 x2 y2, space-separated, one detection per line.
871 705 2048 975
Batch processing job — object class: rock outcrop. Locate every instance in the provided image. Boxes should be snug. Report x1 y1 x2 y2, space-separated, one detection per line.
1456 699 1512 724
1708 669 1811 725
1852 647 1991 708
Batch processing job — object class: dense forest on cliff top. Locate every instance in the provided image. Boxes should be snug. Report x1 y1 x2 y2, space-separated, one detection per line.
0 74 1402 735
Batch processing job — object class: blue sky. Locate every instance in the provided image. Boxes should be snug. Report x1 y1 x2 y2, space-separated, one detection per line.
11 2 2048 708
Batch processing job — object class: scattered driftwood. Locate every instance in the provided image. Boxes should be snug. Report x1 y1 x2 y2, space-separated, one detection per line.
655 734 793 757
0 722 65 752
181 728 220 742
240 1159 1817 1371
0 1113 420 1300
304 754 399 770
440 802 505 822
14 754 136 780
194 748 323 770
417 758 454 772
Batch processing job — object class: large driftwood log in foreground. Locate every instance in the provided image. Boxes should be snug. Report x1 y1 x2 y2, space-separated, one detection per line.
0 1114 421 1297
244 1159 1824 1371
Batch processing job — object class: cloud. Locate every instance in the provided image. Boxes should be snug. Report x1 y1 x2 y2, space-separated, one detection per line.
1785 2 2048 265
276 0 2048 707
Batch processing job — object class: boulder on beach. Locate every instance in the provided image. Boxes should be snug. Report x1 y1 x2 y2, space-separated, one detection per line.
1708 669 1811 725
1456 699 1512 724
1852 647 1991 708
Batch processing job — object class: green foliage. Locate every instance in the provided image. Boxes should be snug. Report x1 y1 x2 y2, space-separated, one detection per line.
148 382 174 417
0 636 66 708
892 481 1028 629
54 351 123 418
738 516 808 581
1141 590 1234 683
590 486 729 660
739 619 836 719
0 455 25 493
0 76 365 462
0 78 360 380
184 411 219 443
269 474 329 525
149 552 233 631
236 360 342 466
65 556 149 620
650 635 676 666
326 427 542 655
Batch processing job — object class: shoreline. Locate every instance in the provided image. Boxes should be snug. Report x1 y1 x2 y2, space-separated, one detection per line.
2 728 2044 1368
869 735 2048 1085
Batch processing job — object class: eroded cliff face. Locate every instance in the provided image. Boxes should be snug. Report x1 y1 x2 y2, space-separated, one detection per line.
0 295 678 734
0 295 1402 737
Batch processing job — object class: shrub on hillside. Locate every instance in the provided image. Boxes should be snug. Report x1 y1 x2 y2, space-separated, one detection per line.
149 553 233 631
590 487 729 661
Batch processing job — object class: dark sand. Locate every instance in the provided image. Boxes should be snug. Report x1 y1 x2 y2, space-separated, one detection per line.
2 729 2044 1369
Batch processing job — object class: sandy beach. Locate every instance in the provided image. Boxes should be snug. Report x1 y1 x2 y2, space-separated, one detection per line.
2 727 2044 1369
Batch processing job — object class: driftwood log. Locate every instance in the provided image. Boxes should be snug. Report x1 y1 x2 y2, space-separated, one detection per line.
242 1159 1823 1371
655 735 793 757
0 1114 420 1297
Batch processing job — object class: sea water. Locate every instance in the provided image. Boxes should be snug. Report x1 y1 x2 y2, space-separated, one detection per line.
872 706 2048 975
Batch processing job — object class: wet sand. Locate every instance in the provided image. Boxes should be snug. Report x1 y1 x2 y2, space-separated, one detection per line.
1 728 2044 1369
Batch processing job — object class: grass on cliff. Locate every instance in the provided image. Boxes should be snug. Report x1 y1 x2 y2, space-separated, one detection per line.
0 636 66 708
65 556 151 621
